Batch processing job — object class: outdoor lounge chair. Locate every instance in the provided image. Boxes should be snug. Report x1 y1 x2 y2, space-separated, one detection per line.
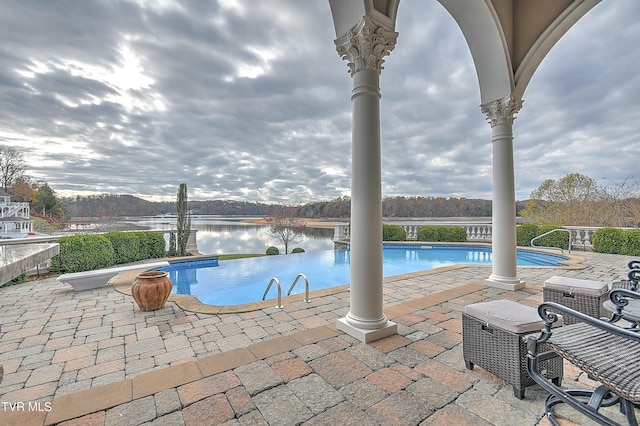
527 289 640 425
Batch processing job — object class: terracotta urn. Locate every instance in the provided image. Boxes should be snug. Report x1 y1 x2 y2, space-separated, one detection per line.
131 271 172 311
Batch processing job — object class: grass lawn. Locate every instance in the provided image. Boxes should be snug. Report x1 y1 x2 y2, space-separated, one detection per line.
218 254 265 261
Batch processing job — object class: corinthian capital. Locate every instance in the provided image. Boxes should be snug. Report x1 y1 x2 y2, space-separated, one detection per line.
480 96 523 127
335 16 398 76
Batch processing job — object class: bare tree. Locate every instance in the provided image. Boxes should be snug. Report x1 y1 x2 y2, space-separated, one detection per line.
521 173 640 227
265 205 306 254
0 147 26 190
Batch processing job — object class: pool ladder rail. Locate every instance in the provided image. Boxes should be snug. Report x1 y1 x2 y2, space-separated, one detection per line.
262 273 311 309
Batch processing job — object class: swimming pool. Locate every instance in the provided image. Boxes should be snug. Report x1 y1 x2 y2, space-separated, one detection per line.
160 245 566 306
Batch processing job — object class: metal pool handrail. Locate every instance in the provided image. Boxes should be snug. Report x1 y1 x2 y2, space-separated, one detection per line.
262 277 283 309
531 228 571 254
287 273 311 303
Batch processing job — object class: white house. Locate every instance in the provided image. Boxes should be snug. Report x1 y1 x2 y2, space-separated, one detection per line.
0 189 33 237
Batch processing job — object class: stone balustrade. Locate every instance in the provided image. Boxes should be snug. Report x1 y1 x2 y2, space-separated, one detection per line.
333 223 624 250
333 222 492 243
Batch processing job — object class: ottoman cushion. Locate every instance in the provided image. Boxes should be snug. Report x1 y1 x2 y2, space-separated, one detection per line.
464 299 561 334
544 276 608 296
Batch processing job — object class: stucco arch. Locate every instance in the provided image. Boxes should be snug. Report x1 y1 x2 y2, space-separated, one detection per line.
437 0 514 104
437 0 601 103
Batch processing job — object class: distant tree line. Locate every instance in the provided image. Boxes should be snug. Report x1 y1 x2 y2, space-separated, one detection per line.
299 196 497 218
63 194 501 219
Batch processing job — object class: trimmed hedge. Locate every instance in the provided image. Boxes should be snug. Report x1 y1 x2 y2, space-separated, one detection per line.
516 224 569 250
291 247 305 254
416 226 467 242
266 246 280 255
625 229 640 256
104 231 140 264
50 231 167 274
383 224 407 241
50 234 115 274
516 223 539 247
592 227 627 254
133 232 166 259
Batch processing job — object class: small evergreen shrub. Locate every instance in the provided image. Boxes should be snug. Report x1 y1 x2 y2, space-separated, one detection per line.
50 235 115 274
516 223 539 246
5 273 28 286
516 224 568 250
104 231 140 264
417 226 440 242
417 226 467 242
266 246 280 255
133 232 166 259
536 225 569 250
593 227 627 254
625 229 640 256
383 224 406 241
449 226 468 242
291 248 305 253
168 232 177 257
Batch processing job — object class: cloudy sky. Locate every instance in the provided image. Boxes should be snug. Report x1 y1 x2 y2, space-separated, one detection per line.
0 0 638 203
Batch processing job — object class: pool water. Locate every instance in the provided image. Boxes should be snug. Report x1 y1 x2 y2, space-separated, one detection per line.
161 246 566 306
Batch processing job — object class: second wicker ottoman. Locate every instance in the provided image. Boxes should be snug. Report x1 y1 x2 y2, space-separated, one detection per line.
462 299 563 399
543 276 608 324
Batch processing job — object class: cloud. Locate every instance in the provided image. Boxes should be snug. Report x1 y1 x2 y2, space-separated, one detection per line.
0 0 637 203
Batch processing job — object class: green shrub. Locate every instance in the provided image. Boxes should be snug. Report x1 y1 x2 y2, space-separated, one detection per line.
417 226 467 242
592 227 627 254
536 225 569 250
168 232 177 257
104 231 140 264
383 224 406 241
516 224 568 250
417 226 440 242
133 232 166 259
5 273 28 286
625 229 640 256
449 226 468 242
516 223 539 246
291 247 305 253
50 235 115 274
266 246 280 255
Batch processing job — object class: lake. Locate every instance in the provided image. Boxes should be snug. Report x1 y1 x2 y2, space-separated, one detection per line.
123 216 336 255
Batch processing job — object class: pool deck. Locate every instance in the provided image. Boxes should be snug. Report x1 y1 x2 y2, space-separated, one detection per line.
0 250 637 425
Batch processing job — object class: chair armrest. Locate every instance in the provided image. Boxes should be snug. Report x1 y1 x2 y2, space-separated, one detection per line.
534 301 640 343
627 260 640 270
627 268 640 290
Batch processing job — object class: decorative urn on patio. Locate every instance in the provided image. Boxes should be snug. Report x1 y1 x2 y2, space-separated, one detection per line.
131 271 172 311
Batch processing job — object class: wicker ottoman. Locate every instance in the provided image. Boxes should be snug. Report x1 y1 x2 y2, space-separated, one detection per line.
463 299 563 399
543 276 608 325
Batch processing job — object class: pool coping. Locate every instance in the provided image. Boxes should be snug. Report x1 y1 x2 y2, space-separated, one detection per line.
110 248 586 314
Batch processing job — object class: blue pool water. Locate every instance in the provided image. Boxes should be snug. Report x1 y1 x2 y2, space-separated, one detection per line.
161 246 566 306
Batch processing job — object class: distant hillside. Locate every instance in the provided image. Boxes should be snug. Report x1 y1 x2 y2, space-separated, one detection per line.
63 194 160 217
62 194 520 218
62 194 277 217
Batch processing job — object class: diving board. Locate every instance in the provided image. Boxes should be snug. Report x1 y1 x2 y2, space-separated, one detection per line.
56 261 169 291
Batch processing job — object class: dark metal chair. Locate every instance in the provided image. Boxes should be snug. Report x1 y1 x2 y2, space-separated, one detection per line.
527 289 640 426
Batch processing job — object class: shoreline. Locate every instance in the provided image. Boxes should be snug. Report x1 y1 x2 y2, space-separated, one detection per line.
240 218 347 229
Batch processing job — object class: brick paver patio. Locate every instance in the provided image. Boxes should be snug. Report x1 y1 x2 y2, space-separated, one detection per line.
0 250 637 425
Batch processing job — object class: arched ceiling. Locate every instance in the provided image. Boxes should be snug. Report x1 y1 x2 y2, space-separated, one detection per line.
329 0 601 104
438 0 601 103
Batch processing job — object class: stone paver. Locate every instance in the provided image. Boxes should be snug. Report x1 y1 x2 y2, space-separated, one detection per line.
0 251 638 425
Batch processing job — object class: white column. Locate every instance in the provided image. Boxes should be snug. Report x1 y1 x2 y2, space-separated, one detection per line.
334 16 398 342
481 96 524 290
